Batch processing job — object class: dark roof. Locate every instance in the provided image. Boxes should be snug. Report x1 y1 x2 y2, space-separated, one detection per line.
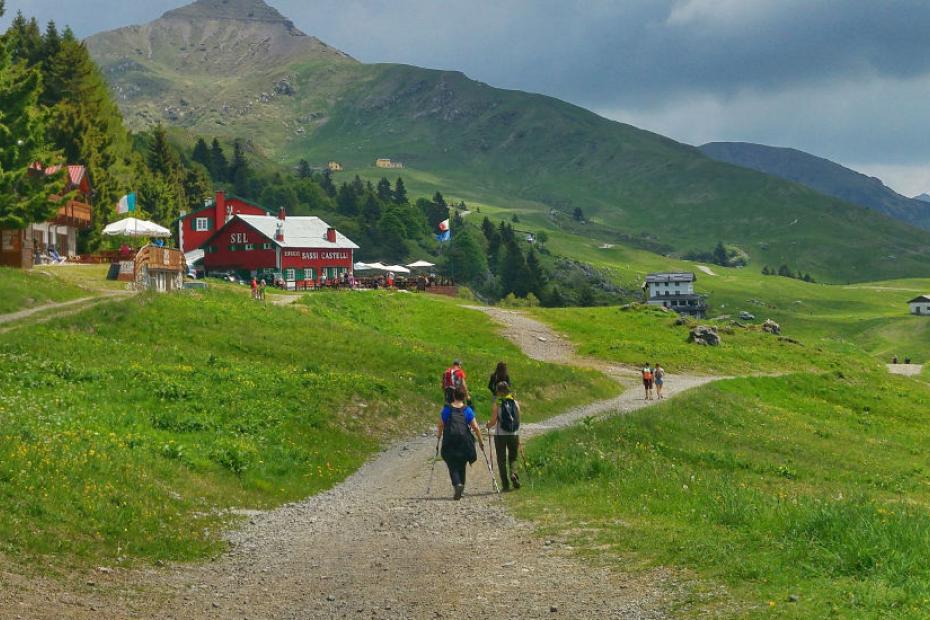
646 272 696 284
908 295 930 303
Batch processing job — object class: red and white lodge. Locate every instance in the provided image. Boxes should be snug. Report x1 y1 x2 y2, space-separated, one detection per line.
178 191 358 285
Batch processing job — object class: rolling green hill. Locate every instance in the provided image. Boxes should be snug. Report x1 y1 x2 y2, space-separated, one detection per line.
700 141 930 231
86 0 930 283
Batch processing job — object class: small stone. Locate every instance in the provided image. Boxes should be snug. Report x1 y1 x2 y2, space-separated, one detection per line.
212 602 220 609
327 595 336 602
550 605 558 613
788 594 799 603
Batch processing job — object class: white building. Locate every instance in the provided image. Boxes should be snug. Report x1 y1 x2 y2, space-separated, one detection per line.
909 295 930 315
645 272 707 317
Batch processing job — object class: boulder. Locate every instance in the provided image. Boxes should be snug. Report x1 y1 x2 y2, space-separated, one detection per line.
762 319 781 335
689 325 720 346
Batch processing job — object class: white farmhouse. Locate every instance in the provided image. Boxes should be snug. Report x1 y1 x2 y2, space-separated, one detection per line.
908 295 930 316
645 272 707 317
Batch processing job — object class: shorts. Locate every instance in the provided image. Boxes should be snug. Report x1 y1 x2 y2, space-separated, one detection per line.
643 379 654 389
655 378 664 386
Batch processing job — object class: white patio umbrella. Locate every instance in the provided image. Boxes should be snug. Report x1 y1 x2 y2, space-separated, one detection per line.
384 264 411 274
103 217 171 238
405 260 435 268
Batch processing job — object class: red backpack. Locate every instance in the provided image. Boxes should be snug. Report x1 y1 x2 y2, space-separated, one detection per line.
443 367 464 390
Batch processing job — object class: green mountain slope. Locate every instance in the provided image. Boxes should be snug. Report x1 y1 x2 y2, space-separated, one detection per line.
700 141 930 231
85 0 930 283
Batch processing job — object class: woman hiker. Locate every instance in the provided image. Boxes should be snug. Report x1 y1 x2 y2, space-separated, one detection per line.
487 361 511 394
642 363 654 400
654 363 666 400
438 387 484 500
486 381 521 491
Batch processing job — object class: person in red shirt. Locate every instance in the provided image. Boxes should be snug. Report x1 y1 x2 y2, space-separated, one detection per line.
441 359 469 404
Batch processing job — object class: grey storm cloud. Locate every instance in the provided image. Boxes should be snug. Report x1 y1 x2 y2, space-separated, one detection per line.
4 0 930 192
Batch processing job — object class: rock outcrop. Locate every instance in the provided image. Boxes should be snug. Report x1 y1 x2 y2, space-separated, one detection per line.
689 325 720 346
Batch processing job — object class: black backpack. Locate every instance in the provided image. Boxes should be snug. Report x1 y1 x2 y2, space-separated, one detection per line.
498 397 520 433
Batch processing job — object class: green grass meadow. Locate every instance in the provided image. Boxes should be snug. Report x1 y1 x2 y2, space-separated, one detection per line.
0 267 89 314
0 287 615 566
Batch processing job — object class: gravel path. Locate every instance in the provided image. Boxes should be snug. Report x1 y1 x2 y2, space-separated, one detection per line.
887 363 923 377
3 306 720 620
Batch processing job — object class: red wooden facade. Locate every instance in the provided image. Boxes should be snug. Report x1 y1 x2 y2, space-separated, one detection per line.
177 191 272 254
201 211 357 284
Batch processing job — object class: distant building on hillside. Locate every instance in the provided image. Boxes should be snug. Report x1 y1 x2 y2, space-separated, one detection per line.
327 161 343 172
644 272 707 318
909 295 930 315
375 158 404 169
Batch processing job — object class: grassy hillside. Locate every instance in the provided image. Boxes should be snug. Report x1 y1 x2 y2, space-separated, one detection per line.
513 369 930 617
700 142 930 231
0 286 614 565
85 2 930 283
0 267 89 314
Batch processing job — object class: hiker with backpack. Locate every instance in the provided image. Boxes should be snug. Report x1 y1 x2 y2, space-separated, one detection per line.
438 387 484 500
486 381 521 491
642 363 654 400
487 361 511 394
442 359 470 404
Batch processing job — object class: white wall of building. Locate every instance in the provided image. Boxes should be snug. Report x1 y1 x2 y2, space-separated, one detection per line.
910 302 930 315
648 280 694 298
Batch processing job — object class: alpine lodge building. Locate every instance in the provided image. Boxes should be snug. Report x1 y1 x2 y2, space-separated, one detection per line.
200 207 358 287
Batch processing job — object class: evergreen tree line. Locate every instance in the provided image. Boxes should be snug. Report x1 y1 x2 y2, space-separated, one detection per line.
762 264 815 283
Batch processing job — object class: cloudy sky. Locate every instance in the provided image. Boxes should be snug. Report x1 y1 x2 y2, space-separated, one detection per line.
4 0 930 195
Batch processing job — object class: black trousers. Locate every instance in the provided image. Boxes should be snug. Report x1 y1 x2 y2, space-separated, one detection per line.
446 458 467 487
494 434 519 487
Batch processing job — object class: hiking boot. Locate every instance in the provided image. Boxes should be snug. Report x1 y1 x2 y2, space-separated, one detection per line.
453 484 464 500
510 473 521 490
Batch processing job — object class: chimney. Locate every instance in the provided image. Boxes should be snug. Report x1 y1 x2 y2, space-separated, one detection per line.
275 208 286 242
215 190 226 225
326 227 336 243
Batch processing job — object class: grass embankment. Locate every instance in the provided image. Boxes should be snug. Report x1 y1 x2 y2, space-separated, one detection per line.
0 288 615 566
511 305 930 617
0 267 89 314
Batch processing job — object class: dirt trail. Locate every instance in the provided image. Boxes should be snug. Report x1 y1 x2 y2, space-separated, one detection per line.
4 306 720 620
0 291 132 334
887 363 923 377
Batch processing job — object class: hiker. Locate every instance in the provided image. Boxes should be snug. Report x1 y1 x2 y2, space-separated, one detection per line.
486 381 521 491
642 363 654 400
442 359 469 404
905 356 911 364
438 387 483 500
654 363 666 399
258 279 266 301
892 355 899 364
251 277 258 299
487 361 511 394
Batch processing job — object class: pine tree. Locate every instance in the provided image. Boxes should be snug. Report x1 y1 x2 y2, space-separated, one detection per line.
149 124 178 177
320 169 336 197
376 177 392 202
432 191 446 207
0 11 63 229
296 158 312 179
499 240 530 297
525 248 546 296
336 182 357 215
378 210 408 261
447 227 487 283
393 177 408 204
712 241 728 266
572 207 585 222
192 137 211 171
5 12 42 66
209 138 228 181
362 193 382 221
762 265 771 275
228 139 251 195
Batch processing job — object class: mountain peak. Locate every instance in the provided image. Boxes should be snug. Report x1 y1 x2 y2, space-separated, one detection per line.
163 0 304 33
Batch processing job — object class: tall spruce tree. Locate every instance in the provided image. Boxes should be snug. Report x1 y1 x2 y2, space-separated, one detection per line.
393 177 407 204
209 138 228 181
192 137 211 171
499 240 530 297
525 247 545 296
296 158 312 179
228 139 252 195
376 177 392 202
447 226 487 283
0 7 63 229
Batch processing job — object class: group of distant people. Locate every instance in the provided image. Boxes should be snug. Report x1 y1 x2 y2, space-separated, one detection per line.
435 360 522 500
891 355 913 364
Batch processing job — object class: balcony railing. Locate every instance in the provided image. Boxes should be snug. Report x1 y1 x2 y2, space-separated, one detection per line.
54 200 92 228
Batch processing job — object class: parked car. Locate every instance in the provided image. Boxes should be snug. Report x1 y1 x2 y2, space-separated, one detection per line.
739 311 756 321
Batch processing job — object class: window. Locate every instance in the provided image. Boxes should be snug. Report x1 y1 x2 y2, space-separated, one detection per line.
1 230 14 251
244 243 255 251
194 217 211 232
262 242 273 250
307 268 316 281
285 268 296 281
228 245 239 252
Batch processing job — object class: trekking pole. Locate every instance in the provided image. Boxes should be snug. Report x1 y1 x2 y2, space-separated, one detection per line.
478 437 501 495
426 435 440 496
